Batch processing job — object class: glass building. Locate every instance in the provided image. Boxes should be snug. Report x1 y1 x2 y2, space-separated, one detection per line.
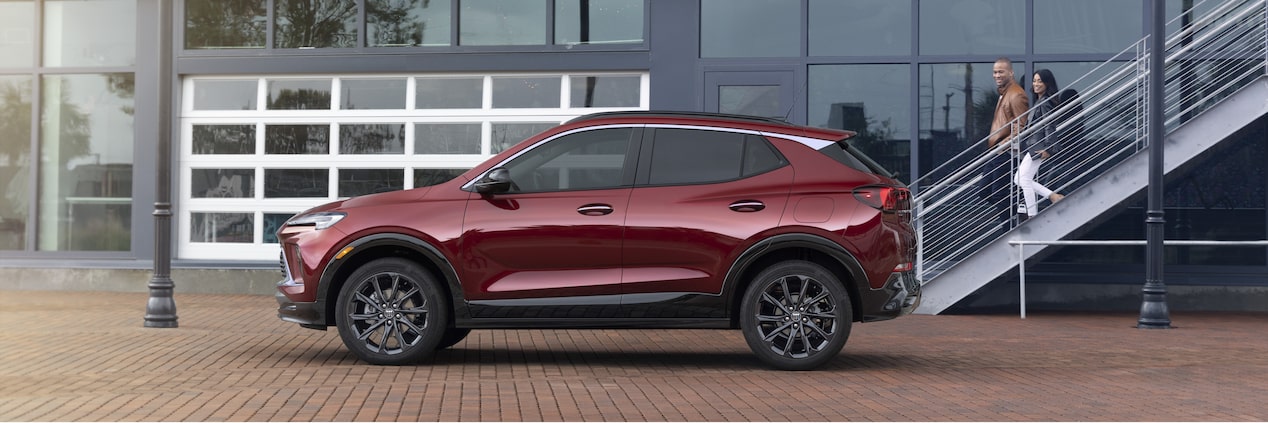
1 0 1264 311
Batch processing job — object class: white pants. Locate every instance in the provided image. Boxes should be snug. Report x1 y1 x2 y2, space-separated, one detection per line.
1013 153 1054 217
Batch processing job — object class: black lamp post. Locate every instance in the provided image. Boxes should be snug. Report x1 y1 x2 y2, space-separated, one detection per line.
1139 0 1172 329
145 0 177 328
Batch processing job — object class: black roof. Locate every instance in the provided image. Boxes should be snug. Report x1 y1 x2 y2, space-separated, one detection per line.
565 110 796 127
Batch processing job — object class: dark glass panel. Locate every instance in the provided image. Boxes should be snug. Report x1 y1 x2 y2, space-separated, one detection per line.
415 123 481 154
569 75 640 108
339 168 404 197
265 125 330 154
415 77 482 109
491 77 561 108
341 78 407 110
190 212 254 243
339 124 405 154
413 168 466 187
809 0 911 56
555 0 644 45
274 0 357 48
267 79 332 110
1035 0 1141 54
264 168 329 198
809 64 912 182
184 0 267 49
263 213 296 243
192 125 255 155
718 85 780 119
459 0 547 45
701 0 798 58
0 75 32 250
919 0 1023 55
191 169 255 198
915 62 1019 183
648 129 744 185
193 80 258 111
367 0 452 47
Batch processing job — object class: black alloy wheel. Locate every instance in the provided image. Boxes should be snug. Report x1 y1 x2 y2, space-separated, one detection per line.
335 258 449 365
740 260 852 371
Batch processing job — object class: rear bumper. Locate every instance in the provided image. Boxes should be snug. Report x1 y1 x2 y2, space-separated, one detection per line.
858 270 921 322
275 281 327 330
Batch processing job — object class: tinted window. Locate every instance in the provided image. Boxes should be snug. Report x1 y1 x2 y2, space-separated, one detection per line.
503 128 632 192
743 135 786 176
648 129 750 185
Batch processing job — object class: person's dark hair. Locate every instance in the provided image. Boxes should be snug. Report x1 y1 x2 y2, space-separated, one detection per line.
1032 69 1059 105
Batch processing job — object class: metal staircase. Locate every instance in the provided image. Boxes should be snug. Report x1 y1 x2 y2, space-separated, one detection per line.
912 0 1268 314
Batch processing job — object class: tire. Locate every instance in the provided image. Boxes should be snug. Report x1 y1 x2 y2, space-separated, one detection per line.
335 258 449 365
436 328 471 350
740 260 852 371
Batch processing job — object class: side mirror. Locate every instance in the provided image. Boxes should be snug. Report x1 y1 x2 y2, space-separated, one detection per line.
474 167 512 194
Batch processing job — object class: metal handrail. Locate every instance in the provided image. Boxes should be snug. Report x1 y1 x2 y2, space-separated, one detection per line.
913 0 1268 283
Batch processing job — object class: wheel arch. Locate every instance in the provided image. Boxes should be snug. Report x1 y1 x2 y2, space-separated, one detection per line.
316 233 466 326
723 233 867 327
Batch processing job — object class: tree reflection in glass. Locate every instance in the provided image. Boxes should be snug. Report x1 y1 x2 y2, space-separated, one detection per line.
367 0 452 47
184 0 267 49
274 0 358 48
0 77 32 250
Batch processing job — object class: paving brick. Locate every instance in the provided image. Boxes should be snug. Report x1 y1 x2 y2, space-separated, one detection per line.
1 290 1267 421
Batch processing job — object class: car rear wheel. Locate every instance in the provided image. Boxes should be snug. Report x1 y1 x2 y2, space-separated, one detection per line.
335 258 449 365
740 260 852 371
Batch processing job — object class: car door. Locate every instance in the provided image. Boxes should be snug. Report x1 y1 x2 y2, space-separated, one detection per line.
459 127 640 318
621 127 793 317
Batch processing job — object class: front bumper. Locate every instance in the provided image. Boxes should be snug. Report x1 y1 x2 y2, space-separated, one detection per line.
275 282 327 330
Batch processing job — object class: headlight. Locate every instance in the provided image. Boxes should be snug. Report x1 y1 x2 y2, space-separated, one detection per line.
286 212 346 230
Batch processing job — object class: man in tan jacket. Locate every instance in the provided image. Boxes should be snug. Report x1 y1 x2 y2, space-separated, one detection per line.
989 57 1029 150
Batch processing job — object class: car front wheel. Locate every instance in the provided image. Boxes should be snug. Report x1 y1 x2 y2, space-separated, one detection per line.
740 260 852 371
335 258 449 365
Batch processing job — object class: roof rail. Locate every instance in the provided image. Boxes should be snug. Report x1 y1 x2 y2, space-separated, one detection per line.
565 110 795 126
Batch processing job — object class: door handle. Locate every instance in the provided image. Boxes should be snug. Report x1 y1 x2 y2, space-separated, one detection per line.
729 200 765 212
577 204 614 216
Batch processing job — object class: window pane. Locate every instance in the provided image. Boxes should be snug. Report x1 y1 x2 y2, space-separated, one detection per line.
263 213 295 243
459 0 547 45
491 77 561 108
339 168 404 197
339 123 405 154
415 77 483 109
341 78 406 110
0 1 35 68
192 124 255 155
267 79 332 110
701 0 799 58
555 0 644 45
264 168 329 198
184 0 267 49
39 74 134 251
274 0 357 48
809 64 911 182
1035 0 1141 54
505 128 631 192
0 76 32 250
368 0 452 47
491 122 556 154
919 0 1023 55
44 0 136 67
743 135 785 176
265 125 330 154
415 123 481 154
191 169 255 198
191 212 253 243
719 85 780 118
810 0 910 56
649 129 745 185
193 79 258 111
414 168 466 187
569 75 639 108
915 62 1016 182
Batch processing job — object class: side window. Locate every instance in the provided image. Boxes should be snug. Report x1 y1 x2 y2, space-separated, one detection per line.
504 128 633 192
647 129 785 185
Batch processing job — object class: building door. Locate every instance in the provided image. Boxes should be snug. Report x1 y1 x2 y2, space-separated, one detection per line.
703 69 801 123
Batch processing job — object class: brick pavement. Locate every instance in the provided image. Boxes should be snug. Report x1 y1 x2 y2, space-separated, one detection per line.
1 290 1266 421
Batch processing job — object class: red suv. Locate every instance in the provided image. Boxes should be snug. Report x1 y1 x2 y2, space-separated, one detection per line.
275 111 919 370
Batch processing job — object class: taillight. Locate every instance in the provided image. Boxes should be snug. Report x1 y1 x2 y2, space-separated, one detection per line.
854 185 912 213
